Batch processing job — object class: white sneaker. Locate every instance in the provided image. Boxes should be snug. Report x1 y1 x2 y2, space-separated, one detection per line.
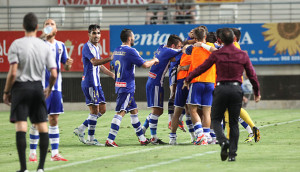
37 169 44 172
169 138 177 145
73 127 86 144
85 139 105 146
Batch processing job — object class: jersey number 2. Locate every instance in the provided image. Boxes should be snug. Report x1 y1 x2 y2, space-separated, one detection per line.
115 60 121 79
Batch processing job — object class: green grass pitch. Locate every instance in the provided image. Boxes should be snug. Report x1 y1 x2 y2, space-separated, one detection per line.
0 108 300 172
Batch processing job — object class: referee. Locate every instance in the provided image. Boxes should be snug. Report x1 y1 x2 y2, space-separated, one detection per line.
3 12 57 172
183 28 261 161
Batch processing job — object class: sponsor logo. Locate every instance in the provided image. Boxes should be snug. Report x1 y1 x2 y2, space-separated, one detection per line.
149 72 157 79
115 82 127 87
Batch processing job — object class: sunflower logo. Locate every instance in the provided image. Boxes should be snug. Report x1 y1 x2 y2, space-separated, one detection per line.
262 23 300 55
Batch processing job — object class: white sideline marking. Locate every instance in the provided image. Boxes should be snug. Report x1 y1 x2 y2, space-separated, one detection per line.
44 146 169 171
121 151 217 172
42 118 300 172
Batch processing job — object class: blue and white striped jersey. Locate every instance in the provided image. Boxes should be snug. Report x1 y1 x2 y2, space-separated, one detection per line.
44 39 68 92
81 41 101 88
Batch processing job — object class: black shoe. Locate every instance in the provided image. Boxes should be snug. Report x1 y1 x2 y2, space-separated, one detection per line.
151 138 167 145
228 156 236 162
220 140 230 161
253 126 260 142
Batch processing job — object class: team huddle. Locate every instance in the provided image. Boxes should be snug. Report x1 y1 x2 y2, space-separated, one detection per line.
71 24 261 151
3 12 261 172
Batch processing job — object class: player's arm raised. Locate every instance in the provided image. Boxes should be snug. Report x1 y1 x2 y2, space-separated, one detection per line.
90 53 114 66
141 57 159 68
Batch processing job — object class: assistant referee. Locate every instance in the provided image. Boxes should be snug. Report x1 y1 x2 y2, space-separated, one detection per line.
184 28 261 162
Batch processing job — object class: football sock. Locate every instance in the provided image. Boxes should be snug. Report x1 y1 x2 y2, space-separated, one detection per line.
130 114 146 142
29 126 39 155
142 113 151 130
240 108 255 128
168 99 174 123
97 112 103 118
169 133 177 140
194 122 203 137
149 114 159 139
38 132 49 171
185 114 194 133
224 110 230 139
107 114 123 143
49 125 59 156
239 117 253 134
16 131 27 171
87 114 98 141
210 129 216 141
78 117 88 133
203 127 210 138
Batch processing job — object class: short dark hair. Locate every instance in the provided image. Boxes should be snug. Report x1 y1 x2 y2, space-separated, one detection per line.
120 29 133 43
167 34 182 47
216 28 223 39
220 28 234 45
23 12 38 32
193 28 206 41
88 24 100 33
206 32 217 43
231 28 241 42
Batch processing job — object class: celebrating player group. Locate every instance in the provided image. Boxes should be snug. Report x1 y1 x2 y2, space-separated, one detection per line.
3 14 261 170
70 24 261 150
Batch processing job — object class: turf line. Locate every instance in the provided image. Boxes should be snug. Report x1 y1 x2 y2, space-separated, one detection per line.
121 118 300 172
121 151 217 172
44 145 170 171
42 118 300 172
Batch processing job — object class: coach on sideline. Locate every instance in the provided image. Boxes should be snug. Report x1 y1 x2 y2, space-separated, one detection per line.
3 12 57 172
183 28 261 162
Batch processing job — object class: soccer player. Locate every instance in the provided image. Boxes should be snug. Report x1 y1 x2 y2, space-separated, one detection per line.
167 53 186 132
142 34 182 144
3 12 57 172
105 29 159 147
185 27 217 145
169 52 194 145
29 18 73 162
73 24 114 146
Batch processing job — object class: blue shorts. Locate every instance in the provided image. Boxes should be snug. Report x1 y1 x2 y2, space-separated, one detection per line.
46 90 64 115
115 92 137 113
169 66 177 86
174 79 189 108
82 85 106 106
146 82 164 108
186 82 214 106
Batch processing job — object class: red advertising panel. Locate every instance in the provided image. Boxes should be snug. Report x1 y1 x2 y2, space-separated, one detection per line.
58 0 148 5
0 30 110 72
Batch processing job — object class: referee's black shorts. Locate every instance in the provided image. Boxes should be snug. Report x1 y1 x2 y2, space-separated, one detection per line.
10 81 48 124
